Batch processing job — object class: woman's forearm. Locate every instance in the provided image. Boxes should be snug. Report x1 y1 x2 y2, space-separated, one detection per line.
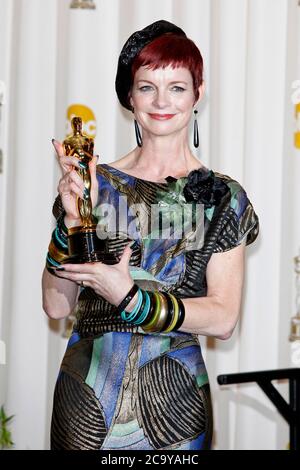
179 296 239 339
42 267 79 319
42 215 82 319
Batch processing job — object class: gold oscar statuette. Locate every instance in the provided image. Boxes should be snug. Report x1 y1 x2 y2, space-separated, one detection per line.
63 116 118 264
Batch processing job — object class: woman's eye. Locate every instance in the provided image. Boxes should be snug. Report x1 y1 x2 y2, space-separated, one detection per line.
139 86 153 91
172 86 185 92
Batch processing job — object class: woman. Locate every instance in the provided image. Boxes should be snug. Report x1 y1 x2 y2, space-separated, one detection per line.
42 20 259 450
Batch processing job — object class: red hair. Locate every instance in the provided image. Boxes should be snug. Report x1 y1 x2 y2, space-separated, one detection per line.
131 33 204 102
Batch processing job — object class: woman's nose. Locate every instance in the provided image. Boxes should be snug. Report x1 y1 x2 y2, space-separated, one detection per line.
152 89 170 108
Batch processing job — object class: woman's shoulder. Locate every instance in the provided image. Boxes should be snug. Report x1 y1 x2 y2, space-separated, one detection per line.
214 169 245 192
208 170 259 250
184 166 251 214
212 170 253 216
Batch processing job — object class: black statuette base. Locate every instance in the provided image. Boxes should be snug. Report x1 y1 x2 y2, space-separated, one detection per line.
66 225 119 265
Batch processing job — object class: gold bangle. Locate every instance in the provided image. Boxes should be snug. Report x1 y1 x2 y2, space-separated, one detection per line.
154 292 169 332
48 240 69 263
144 292 169 333
142 292 162 332
163 293 179 333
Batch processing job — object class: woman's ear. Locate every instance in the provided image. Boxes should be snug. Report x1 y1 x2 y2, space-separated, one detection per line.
194 81 205 107
199 81 205 99
128 91 134 110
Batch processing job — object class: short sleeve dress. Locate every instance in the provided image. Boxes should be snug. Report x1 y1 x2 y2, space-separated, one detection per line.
50 163 259 450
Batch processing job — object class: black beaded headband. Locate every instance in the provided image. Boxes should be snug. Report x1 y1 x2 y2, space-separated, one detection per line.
115 19 187 111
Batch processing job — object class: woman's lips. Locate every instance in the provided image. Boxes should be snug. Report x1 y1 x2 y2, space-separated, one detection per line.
148 113 176 120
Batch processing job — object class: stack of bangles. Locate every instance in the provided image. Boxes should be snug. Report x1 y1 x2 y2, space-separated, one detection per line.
116 283 185 333
46 212 69 274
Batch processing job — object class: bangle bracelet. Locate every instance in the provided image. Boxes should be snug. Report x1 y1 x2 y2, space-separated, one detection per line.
152 292 169 332
134 290 151 325
174 297 185 330
121 288 143 322
52 226 68 251
142 292 162 332
48 240 70 263
140 291 156 325
117 283 139 313
161 293 175 331
57 212 69 238
164 293 179 333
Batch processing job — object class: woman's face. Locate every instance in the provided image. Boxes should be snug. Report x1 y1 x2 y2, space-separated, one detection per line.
130 65 203 138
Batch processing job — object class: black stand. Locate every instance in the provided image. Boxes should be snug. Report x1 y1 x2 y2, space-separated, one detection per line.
217 368 300 450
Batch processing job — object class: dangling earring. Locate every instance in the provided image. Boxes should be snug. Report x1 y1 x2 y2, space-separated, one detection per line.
132 107 143 147
134 120 143 147
193 109 199 148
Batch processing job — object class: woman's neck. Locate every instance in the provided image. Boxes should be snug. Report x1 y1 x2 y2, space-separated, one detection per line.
130 134 200 178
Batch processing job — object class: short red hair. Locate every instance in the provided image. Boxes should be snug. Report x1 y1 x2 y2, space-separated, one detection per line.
131 33 204 103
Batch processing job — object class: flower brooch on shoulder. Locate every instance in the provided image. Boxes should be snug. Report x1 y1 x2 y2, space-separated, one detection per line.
183 167 230 208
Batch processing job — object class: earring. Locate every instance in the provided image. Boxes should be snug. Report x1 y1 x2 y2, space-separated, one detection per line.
134 119 143 147
132 107 143 147
193 109 199 148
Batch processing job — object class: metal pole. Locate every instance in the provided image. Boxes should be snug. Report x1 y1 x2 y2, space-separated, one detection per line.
289 377 300 450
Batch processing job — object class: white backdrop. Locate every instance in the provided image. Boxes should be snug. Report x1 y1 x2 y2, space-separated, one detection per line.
0 0 300 450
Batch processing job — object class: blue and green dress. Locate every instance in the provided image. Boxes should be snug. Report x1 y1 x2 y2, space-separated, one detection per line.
50 163 259 450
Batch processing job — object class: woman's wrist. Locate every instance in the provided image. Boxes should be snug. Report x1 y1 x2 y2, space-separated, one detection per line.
46 214 70 276
64 214 82 229
118 286 186 333
124 291 139 312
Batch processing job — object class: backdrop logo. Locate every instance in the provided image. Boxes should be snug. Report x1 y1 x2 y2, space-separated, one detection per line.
291 80 300 105
295 103 300 149
66 104 96 138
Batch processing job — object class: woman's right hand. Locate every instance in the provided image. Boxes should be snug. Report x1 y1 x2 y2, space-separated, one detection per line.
52 139 99 227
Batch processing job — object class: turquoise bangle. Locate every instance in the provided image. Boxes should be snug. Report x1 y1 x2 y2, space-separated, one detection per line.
54 226 68 250
133 290 151 325
122 289 143 323
46 253 61 268
121 288 143 322
57 212 69 237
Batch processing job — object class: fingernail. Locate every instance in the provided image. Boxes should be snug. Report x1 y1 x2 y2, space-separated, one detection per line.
55 266 65 271
78 161 87 170
51 139 56 146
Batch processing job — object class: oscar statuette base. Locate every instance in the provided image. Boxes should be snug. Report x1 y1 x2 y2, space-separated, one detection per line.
66 224 119 264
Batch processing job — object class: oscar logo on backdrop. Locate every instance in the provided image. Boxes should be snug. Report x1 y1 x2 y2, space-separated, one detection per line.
66 104 96 139
291 80 300 149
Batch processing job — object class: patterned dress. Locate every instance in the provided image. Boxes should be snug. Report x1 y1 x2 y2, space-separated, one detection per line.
50 163 259 450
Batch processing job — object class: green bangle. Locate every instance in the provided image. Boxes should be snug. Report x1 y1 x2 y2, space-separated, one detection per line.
142 292 162 332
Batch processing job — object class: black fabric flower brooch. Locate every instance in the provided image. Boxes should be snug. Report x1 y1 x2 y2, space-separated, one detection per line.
183 168 230 208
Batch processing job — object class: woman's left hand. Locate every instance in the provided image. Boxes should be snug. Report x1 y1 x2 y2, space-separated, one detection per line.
55 242 134 306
